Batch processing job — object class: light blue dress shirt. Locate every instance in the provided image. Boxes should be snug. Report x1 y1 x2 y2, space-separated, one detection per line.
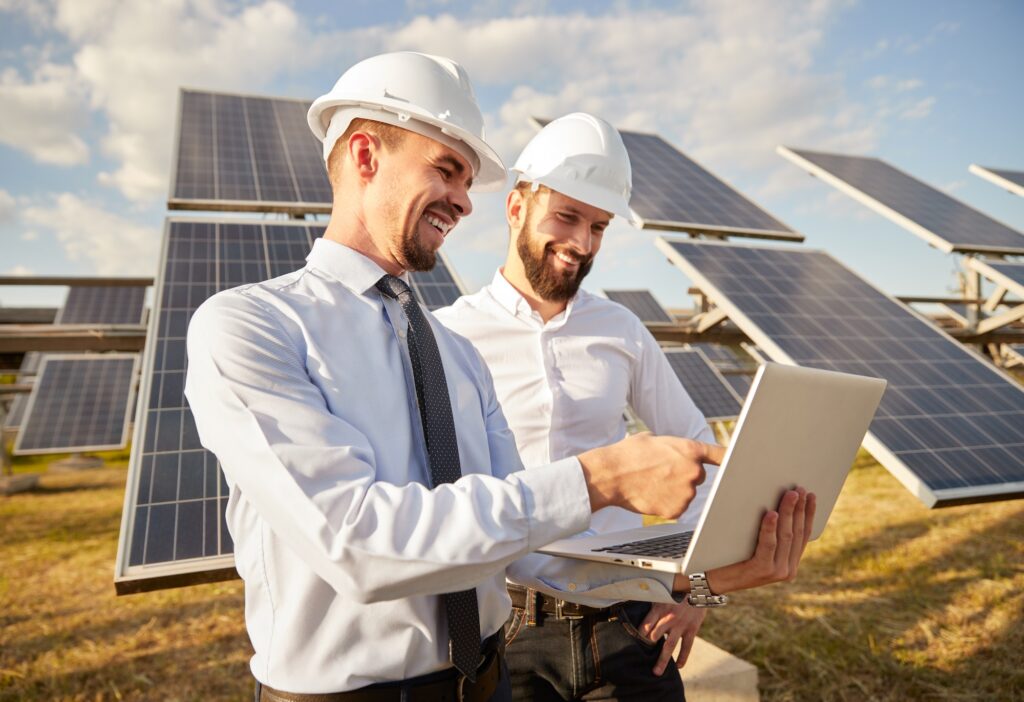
184 238 590 693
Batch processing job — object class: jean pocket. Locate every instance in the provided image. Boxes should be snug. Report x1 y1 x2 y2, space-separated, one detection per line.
614 603 659 650
504 607 527 647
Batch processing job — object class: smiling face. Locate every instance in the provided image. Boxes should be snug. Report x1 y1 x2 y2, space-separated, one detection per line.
510 184 611 302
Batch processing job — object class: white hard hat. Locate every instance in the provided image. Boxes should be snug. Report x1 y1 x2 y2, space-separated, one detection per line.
308 52 506 192
512 113 637 226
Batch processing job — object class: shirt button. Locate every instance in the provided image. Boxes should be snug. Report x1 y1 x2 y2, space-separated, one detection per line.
568 583 577 592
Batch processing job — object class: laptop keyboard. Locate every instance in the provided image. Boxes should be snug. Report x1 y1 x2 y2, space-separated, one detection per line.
592 530 694 559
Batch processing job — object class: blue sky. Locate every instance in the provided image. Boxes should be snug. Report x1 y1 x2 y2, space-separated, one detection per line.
1 0 1022 310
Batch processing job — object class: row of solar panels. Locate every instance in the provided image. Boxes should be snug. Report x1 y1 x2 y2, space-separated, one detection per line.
103 88 1024 592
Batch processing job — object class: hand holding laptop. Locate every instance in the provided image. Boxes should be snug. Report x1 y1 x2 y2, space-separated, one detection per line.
671 487 817 595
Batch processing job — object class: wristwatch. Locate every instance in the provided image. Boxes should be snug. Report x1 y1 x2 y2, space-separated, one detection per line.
686 572 729 607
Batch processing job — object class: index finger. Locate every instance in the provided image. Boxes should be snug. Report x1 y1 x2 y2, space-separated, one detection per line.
697 441 726 466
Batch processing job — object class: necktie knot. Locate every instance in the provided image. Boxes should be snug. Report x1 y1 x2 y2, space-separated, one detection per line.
375 274 413 301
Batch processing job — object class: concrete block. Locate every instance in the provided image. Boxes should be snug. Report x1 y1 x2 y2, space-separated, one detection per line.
678 636 760 702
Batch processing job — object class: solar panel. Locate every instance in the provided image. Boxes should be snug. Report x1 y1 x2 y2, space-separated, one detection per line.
2 353 41 431
115 218 466 592
938 302 971 327
13 354 138 455
55 286 146 325
664 348 744 422
169 89 333 214
683 342 745 371
530 118 802 241
723 372 753 399
409 254 467 310
656 236 1024 507
970 164 1024 198
604 289 675 323
778 147 1024 256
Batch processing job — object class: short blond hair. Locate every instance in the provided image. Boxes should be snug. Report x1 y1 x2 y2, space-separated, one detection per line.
326 118 409 184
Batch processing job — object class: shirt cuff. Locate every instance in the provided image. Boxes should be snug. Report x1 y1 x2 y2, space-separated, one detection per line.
515 457 591 551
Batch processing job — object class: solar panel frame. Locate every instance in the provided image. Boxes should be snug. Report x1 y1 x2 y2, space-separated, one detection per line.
13 353 138 455
663 348 744 422
2 353 41 431
1004 344 1024 367
965 258 1024 300
778 146 1024 256
530 118 803 242
55 285 147 325
655 235 1024 508
682 342 746 371
603 289 675 324
167 88 333 215
969 164 1024 198
115 217 467 593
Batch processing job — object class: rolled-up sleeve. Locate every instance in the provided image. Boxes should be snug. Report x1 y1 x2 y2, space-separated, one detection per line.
185 291 591 604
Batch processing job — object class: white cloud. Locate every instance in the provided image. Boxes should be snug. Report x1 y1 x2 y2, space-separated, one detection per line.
21 230 39 241
5 264 35 276
0 62 90 166
22 193 159 275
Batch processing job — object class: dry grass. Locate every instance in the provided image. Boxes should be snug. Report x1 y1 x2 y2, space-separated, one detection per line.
1 452 1022 701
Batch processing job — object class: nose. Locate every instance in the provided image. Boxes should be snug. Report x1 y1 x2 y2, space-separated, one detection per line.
449 182 472 218
566 222 593 256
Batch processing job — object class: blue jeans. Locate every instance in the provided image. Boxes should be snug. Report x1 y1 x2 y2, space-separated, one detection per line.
503 600 685 701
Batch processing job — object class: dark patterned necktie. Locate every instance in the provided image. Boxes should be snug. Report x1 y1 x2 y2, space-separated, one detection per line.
375 274 482 680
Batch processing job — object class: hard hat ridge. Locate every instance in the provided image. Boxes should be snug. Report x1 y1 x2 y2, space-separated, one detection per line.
512 112 637 226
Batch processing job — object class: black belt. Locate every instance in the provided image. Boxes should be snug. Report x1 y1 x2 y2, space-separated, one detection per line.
508 584 616 623
259 634 503 702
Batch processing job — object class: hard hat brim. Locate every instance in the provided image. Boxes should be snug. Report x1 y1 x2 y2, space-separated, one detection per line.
516 173 641 228
308 97 507 192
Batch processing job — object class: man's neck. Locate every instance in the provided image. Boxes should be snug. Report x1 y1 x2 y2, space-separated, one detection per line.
500 259 569 324
324 204 404 276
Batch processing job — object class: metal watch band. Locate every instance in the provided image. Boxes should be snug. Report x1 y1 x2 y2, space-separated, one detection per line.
686 572 729 607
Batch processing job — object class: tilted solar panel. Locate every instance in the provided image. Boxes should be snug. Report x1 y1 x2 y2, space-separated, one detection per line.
966 258 1024 298
2 352 41 431
604 289 675 324
409 254 467 310
683 342 745 371
778 147 1024 256
723 372 753 400
116 218 467 592
13 354 138 455
657 236 1024 507
970 165 1024 198
664 348 744 422
56 286 147 325
169 89 332 214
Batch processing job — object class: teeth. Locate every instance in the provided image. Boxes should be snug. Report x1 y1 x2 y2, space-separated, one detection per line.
555 251 578 265
425 214 451 235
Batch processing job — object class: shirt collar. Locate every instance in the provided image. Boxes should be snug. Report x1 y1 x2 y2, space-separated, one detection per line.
306 238 410 297
488 268 580 327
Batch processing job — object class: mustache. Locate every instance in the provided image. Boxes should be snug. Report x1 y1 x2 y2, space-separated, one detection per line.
547 244 591 265
425 201 458 221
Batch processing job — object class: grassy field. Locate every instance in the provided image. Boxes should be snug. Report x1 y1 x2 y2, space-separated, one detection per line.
1 452 1022 701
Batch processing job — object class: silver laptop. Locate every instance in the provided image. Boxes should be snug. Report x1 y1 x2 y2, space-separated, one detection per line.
537 363 886 574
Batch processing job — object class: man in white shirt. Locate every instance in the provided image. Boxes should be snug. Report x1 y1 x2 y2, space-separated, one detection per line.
184 55 746 702
436 113 815 701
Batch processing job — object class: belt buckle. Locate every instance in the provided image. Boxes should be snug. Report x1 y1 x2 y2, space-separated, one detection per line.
555 599 584 620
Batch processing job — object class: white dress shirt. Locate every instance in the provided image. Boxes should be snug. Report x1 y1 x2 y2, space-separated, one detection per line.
184 239 592 693
435 270 718 607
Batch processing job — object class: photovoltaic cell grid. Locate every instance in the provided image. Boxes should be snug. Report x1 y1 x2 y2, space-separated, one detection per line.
656 237 1024 507
170 90 332 213
115 220 323 593
604 289 675 323
970 165 1024 198
619 130 802 241
55 286 147 325
779 147 1024 256
13 354 138 455
2 352 41 431
683 342 745 371
723 372 753 399
664 348 744 422
408 254 466 310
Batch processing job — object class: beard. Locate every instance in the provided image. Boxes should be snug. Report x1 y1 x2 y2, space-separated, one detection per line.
398 224 436 272
516 219 594 302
